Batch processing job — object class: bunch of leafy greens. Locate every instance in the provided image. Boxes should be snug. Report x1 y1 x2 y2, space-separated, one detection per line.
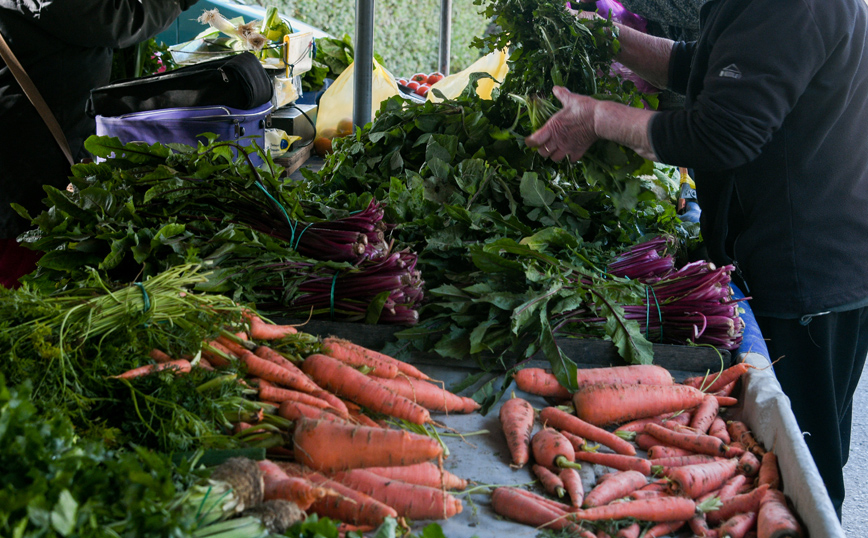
302 34 385 92
301 0 700 394
0 265 279 452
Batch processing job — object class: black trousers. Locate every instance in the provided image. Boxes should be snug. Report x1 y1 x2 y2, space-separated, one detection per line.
756 307 868 520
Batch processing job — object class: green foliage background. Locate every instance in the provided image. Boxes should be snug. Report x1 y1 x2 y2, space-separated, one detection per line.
268 0 492 76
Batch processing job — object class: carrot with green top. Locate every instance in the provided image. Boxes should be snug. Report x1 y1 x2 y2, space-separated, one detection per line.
278 400 345 423
663 458 739 499
302 353 431 424
258 381 334 410
532 464 566 498
372 375 480 413
239 349 322 394
320 337 400 378
572 496 719 522
559 467 584 509
573 382 707 427
532 428 582 471
321 337 430 380
560 430 586 452
574 450 653 476
333 468 463 520
539 406 637 456
292 417 443 473
110 359 191 379
683 361 755 393
255 345 301 371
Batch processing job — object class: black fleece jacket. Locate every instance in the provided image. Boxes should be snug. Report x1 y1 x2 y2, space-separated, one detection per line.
0 1 199 238
649 0 868 317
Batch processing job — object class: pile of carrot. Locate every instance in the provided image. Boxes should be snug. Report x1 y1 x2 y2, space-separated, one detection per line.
111 313 477 528
494 362 804 538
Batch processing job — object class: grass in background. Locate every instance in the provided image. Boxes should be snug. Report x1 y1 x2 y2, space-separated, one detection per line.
270 0 491 76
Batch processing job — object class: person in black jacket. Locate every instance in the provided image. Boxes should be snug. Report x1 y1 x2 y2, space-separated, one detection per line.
528 0 868 520
0 0 200 287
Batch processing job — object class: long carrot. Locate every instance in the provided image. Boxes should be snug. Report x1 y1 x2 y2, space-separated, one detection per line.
244 311 298 340
574 450 652 476
539 406 637 456
616 522 642 538
280 463 399 526
240 349 322 394
505 483 574 513
642 520 687 538
719 511 758 538
559 467 584 509
255 345 301 371
663 458 739 499
708 416 731 443
688 514 718 538
278 400 346 423
689 394 720 434
727 420 766 457
258 460 329 510
532 464 566 498
649 454 723 469
302 353 431 424
291 418 442 473
320 337 399 378
645 443 694 459
258 382 334 410
708 483 770 526
644 423 728 457
684 362 754 393
110 359 191 379
372 375 480 413
321 337 431 380
573 383 707 426
581 470 647 508
757 488 803 538
364 462 467 491
615 410 693 433
310 389 350 418
715 474 750 504
333 468 463 520
513 368 573 399
573 496 699 522
202 340 236 368
757 450 781 490
532 428 582 470
149 348 173 363
490 487 576 532
500 396 536 468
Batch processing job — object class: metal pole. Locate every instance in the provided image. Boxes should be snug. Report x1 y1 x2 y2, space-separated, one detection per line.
354 0 375 128
439 0 452 74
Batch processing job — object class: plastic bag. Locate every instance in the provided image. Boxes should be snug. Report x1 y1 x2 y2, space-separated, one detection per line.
427 48 509 103
315 59 399 137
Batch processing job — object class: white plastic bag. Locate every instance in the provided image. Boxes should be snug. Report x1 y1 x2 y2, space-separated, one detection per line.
315 59 399 138
427 48 509 102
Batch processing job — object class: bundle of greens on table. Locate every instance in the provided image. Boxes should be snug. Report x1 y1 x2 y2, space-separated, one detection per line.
299 0 738 391
15 135 422 324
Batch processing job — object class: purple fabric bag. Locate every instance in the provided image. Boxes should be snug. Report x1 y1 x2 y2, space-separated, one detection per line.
95 102 273 163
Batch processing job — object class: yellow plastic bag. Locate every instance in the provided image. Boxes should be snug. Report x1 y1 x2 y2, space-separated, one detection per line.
315 59 399 138
427 48 510 102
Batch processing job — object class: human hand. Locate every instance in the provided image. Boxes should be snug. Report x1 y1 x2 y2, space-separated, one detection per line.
524 86 599 163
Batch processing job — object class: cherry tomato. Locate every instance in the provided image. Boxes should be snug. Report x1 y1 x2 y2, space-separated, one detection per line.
426 72 444 85
406 80 420 91
411 73 428 83
397 78 409 86
415 84 430 97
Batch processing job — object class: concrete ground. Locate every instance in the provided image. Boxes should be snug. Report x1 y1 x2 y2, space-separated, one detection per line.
842 370 868 535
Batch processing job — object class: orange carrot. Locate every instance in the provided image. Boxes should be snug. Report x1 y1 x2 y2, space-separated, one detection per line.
582 470 647 508
715 395 739 407
649 454 722 469
333 468 463 520
560 430 586 452
513 368 573 399
539 406 637 456
202 340 236 368
642 520 687 538
500 396 536 468
708 483 770 526
709 416 731 444
110 359 191 379
372 375 480 413
255 345 301 371
258 382 335 410
532 428 582 470
757 488 803 538
244 311 298 340
217 333 250 358
758 451 781 490
715 474 750 504
738 449 761 476
715 379 738 398
644 423 728 457
573 496 699 522
615 410 693 433
278 400 346 423
196 357 215 371
240 349 322 394
149 348 173 363
505 483 575 513
321 337 431 380
663 458 739 498
727 420 766 457
302 353 431 424
559 467 584 509
320 337 399 378
281 463 399 526
684 362 754 393
627 489 667 500
688 514 717 538
646 445 696 460
258 459 329 510
574 450 653 476
364 462 467 491
689 394 720 434
310 389 350 418
532 464 566 498
573 383 707 426
616 522 642 538
292 418 442 473
490 487 576 532
720 511 758 538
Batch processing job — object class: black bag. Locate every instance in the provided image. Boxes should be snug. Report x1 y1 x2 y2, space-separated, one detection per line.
86 52 273 117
